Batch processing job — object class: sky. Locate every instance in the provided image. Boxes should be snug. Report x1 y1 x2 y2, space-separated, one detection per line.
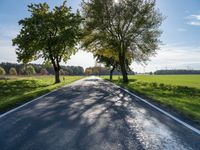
0 0 200 72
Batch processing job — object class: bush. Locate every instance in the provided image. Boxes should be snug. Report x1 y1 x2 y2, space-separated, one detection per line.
159 83 173 91
150 82 158 88
0 67 6 75
40 68 48 75
140 82 148 86
20 65 36 75
9 67 17 75
159 83 165 89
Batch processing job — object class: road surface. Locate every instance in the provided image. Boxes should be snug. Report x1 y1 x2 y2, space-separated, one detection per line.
0 77 199 150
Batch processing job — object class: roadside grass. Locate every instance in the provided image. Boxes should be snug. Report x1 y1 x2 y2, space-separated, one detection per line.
102 75 200 124
0 76 84 113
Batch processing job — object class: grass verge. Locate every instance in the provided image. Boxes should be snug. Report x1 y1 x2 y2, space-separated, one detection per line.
102 75 200 125
0 76 84 113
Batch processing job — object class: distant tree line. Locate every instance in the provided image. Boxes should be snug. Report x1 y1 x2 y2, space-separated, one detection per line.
84 66 134 76
154 70 200 75
0 62 84 76
1 62 136 76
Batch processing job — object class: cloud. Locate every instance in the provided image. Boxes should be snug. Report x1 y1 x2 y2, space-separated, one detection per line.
186 14 200 26
188 21 200 26
65 50 95 69
154 46 200 63
190 15 200 20
131 45 200 72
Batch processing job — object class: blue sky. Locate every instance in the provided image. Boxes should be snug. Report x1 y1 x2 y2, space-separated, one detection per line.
0 0 200 72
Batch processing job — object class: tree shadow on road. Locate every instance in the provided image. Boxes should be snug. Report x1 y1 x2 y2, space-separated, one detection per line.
1 78 145 150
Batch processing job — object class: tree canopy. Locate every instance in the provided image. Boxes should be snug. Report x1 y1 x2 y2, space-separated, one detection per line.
82 0 163 83
13 1 82 83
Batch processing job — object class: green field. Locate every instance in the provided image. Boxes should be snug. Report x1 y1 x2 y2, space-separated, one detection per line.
0 76 83 112
103 75 200 124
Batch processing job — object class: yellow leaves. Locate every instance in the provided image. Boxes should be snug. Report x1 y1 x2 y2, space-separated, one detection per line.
95 48 119 61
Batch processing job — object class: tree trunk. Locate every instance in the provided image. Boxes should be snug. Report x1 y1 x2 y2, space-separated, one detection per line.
110 65 115 81
55 69 61 84
120 62 128 83
51 59 61 84
49 54 61 84
119 52 128 83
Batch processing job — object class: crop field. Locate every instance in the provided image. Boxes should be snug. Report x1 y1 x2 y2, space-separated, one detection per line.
0 76 83 113
103 75 200 124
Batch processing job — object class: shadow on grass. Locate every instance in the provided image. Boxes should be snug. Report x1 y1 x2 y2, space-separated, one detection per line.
0 79 51 97
0 79 54 112
115 79 200 97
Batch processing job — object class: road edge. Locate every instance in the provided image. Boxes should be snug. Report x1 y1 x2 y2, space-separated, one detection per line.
101 78 200 136
0 77 85 119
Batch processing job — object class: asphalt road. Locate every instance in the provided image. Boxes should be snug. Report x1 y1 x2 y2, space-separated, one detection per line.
0 77 199 150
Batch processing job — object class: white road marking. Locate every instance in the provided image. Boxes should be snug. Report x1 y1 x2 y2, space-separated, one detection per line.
1 76 200 136
0 78 83 118
110 81 200 135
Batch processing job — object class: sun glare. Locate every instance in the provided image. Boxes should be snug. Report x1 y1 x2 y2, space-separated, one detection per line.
114 0 119 4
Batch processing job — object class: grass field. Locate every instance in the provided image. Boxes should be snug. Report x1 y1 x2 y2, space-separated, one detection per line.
103 75 200 124
0 76 83 113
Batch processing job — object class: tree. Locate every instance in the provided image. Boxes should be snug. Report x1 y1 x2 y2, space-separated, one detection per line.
85 68 93 75
40 68 49 75
92 66 101 76
0 67 6 75
60 69 65 75
82 0 163 83
9 67 17 75
13 1 82 83
21 65 36 75
95 55 117 80
94 48 131 80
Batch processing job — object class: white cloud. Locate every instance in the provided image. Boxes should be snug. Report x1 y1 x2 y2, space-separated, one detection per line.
186 14 200 26
190 15 200 20
188 21 200 26
65 50 95 69
131 45 200 72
